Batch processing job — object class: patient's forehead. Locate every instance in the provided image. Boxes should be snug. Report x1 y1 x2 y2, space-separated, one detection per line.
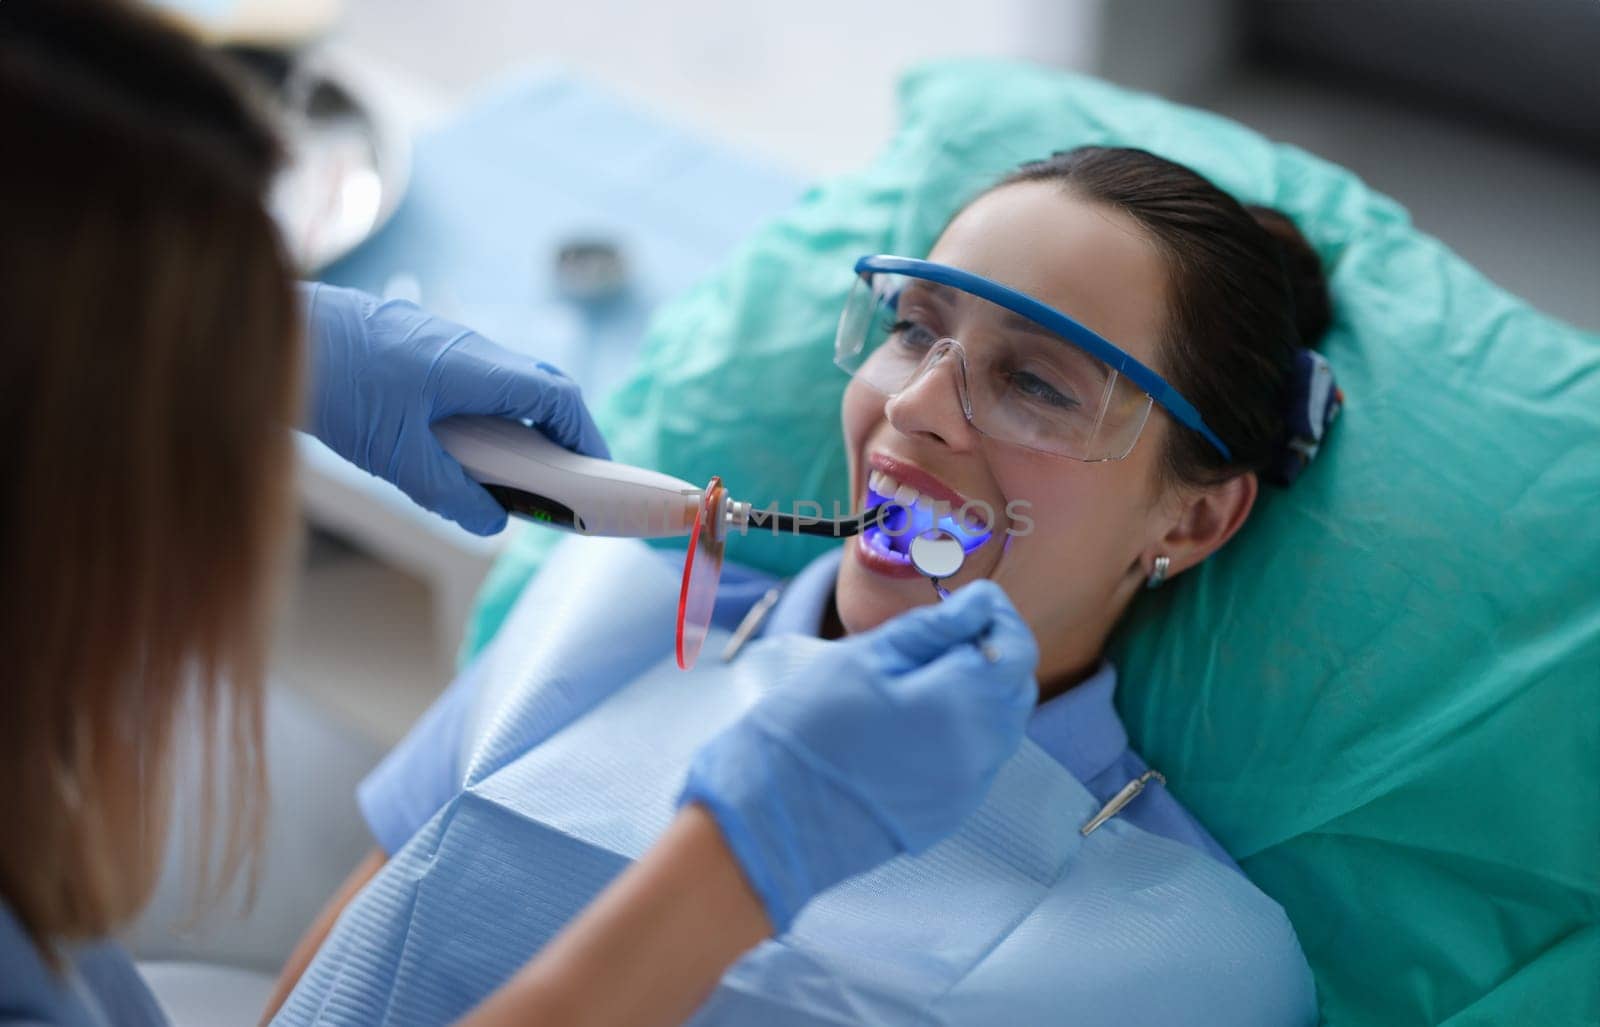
927 182 1170 368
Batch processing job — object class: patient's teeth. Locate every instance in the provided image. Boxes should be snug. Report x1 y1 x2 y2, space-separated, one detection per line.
893 484 918 507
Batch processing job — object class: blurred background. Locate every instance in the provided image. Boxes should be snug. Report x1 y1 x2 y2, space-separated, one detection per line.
159 0 1599 748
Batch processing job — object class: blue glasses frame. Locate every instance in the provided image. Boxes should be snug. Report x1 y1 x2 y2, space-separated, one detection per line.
854 255 1232 461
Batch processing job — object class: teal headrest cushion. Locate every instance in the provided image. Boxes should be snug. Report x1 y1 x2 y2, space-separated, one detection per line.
465 61 1600 1025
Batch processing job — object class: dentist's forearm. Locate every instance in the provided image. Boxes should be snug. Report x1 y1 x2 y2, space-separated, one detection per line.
461 804 770 1027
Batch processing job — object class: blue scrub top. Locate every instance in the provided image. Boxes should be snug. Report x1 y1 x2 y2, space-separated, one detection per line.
0 899 167 1027
361 546 1237 871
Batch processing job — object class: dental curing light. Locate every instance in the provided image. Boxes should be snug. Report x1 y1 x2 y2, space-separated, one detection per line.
435 416 889 669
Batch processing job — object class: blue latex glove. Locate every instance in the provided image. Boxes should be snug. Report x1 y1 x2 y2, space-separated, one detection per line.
680 580 1039 933
300 282 610 534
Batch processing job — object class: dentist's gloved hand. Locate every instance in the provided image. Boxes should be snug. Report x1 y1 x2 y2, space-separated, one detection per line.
680 580 1039 933
300 282 610 535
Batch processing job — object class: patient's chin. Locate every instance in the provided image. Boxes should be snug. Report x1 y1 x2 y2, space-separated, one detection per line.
834 549 933 636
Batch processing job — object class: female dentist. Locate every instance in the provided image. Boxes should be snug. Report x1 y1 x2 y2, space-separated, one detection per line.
0 3 1038 1025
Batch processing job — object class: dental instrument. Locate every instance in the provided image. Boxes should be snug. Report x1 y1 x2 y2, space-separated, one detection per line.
909 529 1001 663
435 415 890 669
908 532 967 598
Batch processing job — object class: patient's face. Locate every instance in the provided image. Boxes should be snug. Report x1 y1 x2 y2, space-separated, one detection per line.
836 182 1178 689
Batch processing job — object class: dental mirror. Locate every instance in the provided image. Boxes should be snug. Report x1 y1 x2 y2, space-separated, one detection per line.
910 528 1000 663
909 531 966 581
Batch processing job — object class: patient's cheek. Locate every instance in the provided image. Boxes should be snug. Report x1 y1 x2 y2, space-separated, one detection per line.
836 593 888 637
840 382 882 476
833 558 907 637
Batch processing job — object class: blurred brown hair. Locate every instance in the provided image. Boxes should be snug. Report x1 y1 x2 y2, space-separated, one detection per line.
0 0 300 954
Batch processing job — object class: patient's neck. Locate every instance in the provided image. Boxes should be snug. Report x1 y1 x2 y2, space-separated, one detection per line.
1035 659 1104 705
819 589 1099 706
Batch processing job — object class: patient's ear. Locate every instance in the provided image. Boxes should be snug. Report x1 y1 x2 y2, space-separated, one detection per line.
1153 472 1258 579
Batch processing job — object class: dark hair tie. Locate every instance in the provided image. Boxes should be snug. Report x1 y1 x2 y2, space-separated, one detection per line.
1267 348 1342 487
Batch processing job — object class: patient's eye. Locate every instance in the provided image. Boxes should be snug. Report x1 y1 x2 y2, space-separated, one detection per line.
1009 370 1080 410
888 319 939 349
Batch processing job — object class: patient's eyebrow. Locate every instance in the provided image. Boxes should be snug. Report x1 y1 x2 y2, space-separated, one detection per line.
902 281 956 307
1000 308 1065 343
913 280 1029 318
905 281 1070 344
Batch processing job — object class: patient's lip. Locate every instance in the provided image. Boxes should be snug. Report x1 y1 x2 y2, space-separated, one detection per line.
854 533 923 579
867 452 971 511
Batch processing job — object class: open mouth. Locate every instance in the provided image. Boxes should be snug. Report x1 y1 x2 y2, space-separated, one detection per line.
861 468 994 567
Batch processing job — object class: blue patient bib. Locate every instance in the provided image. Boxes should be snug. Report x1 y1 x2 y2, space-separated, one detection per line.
275 538 1314 1026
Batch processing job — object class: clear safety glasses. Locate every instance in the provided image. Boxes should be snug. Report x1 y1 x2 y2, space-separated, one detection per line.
834 256 1232 463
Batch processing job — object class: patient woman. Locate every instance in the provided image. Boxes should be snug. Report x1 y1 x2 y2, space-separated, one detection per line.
274 148 1336 1024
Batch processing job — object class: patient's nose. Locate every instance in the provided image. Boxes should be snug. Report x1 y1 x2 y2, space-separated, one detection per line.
883 342 980 452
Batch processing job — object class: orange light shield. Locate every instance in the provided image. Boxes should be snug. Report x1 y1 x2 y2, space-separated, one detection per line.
676 477 727 670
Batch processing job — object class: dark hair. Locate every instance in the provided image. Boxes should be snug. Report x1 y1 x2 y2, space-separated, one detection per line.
0 0 298 953
996 147 1332 487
